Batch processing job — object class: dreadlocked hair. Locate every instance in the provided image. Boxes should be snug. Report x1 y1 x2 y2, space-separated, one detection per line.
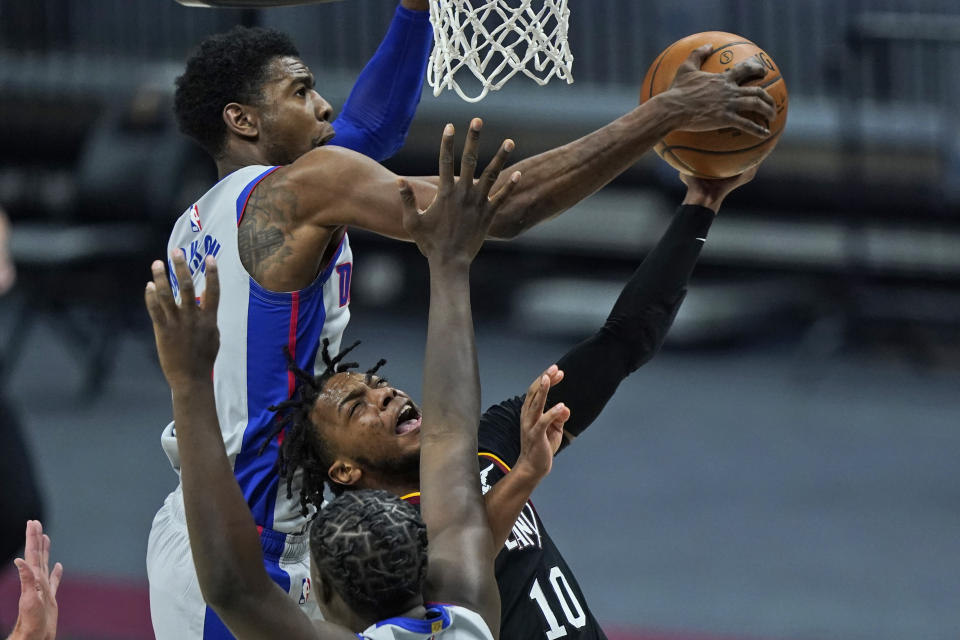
263 339 387 516
310 489 427 619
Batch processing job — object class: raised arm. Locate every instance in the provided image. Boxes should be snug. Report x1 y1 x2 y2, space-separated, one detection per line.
545 169 760 450
398 124 519 636
482 49 773 238
329 1 432 161
145 255 350 640
281 50 775 245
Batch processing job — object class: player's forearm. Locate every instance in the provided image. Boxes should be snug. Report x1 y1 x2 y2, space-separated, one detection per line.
486 95 685 239
172 382 273 609
418 261 489 538
548 204 715 441
421 264 480 440
483 463 541 549
330 3 432 161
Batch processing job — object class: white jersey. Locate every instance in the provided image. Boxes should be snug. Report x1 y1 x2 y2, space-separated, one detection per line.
162 164 353 533
359 605 493 640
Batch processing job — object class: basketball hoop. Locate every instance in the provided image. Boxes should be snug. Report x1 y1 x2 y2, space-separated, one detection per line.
428 0 574 103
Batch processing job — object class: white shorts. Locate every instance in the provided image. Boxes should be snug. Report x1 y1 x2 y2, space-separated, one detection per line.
146 487 320 639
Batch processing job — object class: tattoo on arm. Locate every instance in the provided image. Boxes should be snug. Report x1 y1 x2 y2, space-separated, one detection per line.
237 178 298 283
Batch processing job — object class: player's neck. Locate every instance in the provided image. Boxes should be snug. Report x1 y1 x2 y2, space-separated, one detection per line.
362 603 427 631
216 143 274 179
365 475 420 500
354 467 421 499
341 602 427 633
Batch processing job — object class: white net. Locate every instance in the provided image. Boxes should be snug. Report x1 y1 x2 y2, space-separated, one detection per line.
428 0 573 103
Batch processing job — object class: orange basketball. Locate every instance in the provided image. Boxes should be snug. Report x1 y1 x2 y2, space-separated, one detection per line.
641 31 788 179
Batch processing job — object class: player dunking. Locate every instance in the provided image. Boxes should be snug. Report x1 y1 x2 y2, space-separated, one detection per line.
149 3 435 636
146 126 537 638
152 0 776 634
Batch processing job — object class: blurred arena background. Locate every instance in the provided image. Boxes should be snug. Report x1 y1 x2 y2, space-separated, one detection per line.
0 0 959 638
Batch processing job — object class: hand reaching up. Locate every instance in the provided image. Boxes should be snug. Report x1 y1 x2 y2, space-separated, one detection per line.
144 252 221 389
515 365 570 481
680 165 759 214
399 118 520 267
11 520 62 640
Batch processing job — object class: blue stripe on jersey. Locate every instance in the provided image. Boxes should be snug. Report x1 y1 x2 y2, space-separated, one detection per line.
373 605 452 633
232 240 346 529
202 541 293 639
202 606 234 639
235 166 279 224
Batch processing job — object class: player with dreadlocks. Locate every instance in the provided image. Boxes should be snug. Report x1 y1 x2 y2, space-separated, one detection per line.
259 164 761 639
145 122 561 639
154 7 773 632
263 339 387 517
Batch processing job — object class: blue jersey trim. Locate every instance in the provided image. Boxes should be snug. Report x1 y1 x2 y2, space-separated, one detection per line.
231 235 346 529
202 606 234 639
373 605 452 633
235 166 279 224
246 233 346 304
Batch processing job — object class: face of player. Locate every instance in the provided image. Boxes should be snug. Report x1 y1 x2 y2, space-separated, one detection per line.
310 372 423 490
255 56 335 166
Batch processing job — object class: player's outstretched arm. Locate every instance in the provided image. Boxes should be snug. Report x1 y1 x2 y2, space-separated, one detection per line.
399 123 519 637
544 168 760 450
7 520 62 640
283 50 775 245
330 1 432 161
145 255 351 640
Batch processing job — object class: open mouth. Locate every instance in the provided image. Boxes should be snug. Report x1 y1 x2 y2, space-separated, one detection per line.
395 402 422 436
316 126 336 146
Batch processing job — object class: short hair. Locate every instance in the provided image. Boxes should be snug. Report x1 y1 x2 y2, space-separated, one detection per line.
174 26 300 157
310 489 428 618
265 340 387 514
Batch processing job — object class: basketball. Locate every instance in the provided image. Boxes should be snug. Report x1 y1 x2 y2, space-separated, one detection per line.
641 31 788 179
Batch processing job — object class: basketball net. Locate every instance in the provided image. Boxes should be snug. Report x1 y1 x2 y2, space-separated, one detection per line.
428 0 574 103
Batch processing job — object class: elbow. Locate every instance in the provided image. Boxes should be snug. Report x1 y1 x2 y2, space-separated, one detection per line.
598 323 662 373
625 327 666 372
195 565 246 611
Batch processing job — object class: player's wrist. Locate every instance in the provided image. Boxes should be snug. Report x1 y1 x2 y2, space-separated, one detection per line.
427 255 473 274
645 91 694 131
681 191 722 214
512 455 549 484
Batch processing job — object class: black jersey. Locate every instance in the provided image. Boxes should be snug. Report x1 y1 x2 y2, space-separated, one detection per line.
477 396 607 640
403 205 716 640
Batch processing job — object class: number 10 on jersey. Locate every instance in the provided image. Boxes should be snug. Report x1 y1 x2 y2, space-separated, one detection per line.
529 566 587 639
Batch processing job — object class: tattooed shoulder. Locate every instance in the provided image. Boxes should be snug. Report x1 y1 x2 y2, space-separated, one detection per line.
238 173 299 283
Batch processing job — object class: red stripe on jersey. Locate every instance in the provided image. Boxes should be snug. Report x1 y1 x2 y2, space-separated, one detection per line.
279 290 300 446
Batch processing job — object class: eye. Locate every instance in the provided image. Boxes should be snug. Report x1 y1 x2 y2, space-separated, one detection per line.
376 378 389 388
296 87 307 97
349 401 362 417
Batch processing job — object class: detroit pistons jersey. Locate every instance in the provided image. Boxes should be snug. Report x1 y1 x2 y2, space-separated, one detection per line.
162 164 353 534
359 605 493 640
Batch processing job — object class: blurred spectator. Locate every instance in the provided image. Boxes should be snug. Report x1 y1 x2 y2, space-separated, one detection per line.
0 206 44 568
